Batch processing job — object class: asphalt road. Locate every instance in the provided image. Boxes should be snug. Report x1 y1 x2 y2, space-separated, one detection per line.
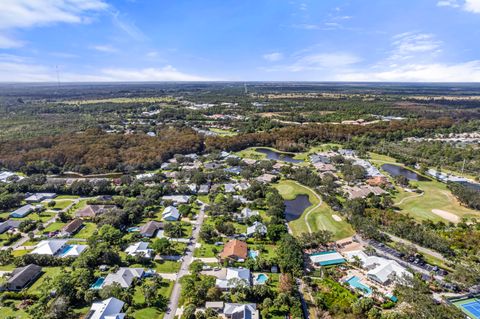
164 201 207 319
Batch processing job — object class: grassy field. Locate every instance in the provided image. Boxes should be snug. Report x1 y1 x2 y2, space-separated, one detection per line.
209 128 238 136
370 152 480 223
73 222 97 239
274 180 355 240
154 260 181 273
131 279 174 319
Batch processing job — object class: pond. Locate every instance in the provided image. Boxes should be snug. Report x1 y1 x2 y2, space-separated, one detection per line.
458 181 480 191
255 148 303 163
381 164 430 181
284 194 312 221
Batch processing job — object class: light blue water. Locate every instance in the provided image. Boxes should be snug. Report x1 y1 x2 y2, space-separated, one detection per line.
90 277 105 290
127 227 140 232
346 276 372 295
58 245 73 257
256 274 268 284
248 250 258 259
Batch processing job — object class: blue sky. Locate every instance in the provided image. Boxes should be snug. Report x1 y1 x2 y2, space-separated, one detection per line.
0 0 479 82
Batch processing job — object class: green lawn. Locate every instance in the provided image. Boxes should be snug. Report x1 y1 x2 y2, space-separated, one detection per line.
50 200 74 210
131 279 174 319
209 128 238 136
370 152 480 223
42 222 65 233
56 195 80 200
154 260 181 273
194 243 221 258
274 179 355 240
0 304 30 319
73 222 97 239
27 267 63 296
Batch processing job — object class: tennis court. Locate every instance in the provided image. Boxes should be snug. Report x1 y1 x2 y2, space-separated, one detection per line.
453 297 480 319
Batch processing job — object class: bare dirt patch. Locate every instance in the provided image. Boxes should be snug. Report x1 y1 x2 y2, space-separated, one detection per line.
332 214 342 222
431 209 460 223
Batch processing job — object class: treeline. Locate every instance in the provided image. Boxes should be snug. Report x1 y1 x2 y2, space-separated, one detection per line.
206 118 454 153
0 128 203 174
448 182 480 210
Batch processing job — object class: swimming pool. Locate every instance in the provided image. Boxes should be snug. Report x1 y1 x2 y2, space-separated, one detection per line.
346 276 372 295
57 245 74 257
248 250 258 259
127 227 140 232
255 273 268 284
90 277 105 290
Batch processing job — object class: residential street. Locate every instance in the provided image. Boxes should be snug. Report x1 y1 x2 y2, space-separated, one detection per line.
164 201 207 319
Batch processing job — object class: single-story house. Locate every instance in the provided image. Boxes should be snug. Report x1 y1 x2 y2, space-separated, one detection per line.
246 222 267 237
162 206 180 221
309 251 346 266
0 171 23 183
162 195 190 205
125 242 153 259
236 182 250 191
0 264 42 291
87 297 125 319
198 184 210 195
255 174 276 184
76 205 115 219
25 193 57 203
219 239 248 262
224 184 236 193
0 220 21 234
139 221 164 238
367 176 390 187
10 204 38 218
102 268 144 288
30 239 87 258
224 303 259 319
216 267 251 290
343 185 386 199
204 162 222 170
239 208 259 219
60 219 83 237
345 250 411 285
225 167 242 175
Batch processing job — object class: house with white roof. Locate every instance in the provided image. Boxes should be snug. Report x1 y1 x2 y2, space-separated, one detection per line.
239 208 259 219
30 239 87 258
216 268 251 290
25 193 56 203
345 250 411 285
162 206 180 221
246 222 267 237
125 242 153 259
30 239 68 255
102 268 144 288
86 297 125 319
162 195 190 205
224 183 236 193
224 303 259 319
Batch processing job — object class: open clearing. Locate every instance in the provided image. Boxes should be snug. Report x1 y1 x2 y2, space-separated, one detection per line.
274 179 355 240
370 152 480 223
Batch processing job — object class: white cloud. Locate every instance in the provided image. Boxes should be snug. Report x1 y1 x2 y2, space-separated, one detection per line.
339 61 480 82
389 32 442 61
287 53 361 72
464 0 480 12
91 44 118 53
263 52 284 62
437 0 480 13
0 34 24 49
0 0 107 30
0 55 213 82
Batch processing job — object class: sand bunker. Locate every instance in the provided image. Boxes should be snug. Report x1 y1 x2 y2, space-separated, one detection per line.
332 214 342 222
431 209 460 223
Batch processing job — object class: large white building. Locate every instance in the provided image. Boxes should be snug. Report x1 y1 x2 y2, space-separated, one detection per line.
86 297 125 319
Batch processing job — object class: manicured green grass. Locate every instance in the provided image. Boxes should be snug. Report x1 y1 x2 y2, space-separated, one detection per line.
27 267 63 296
194 243 221 258
235 147 268 160
370 153 480 223
42 222 65 233
74 222 97 239
209 128 238 136
12 249 32 257
50 200 74 210
56 195 80 200
154 260 181 273
274 179 355 240
131 279 174 319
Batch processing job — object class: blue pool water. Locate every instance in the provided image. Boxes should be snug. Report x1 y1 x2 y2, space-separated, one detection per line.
256 274 268 284
248 250 258 259
346 276 372 295
127 227 140 232
57 245 73 257
90 277 105 290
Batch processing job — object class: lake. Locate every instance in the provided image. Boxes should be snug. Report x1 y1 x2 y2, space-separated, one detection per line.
284 194 312 221
381 164 430 181
256 148 303 163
